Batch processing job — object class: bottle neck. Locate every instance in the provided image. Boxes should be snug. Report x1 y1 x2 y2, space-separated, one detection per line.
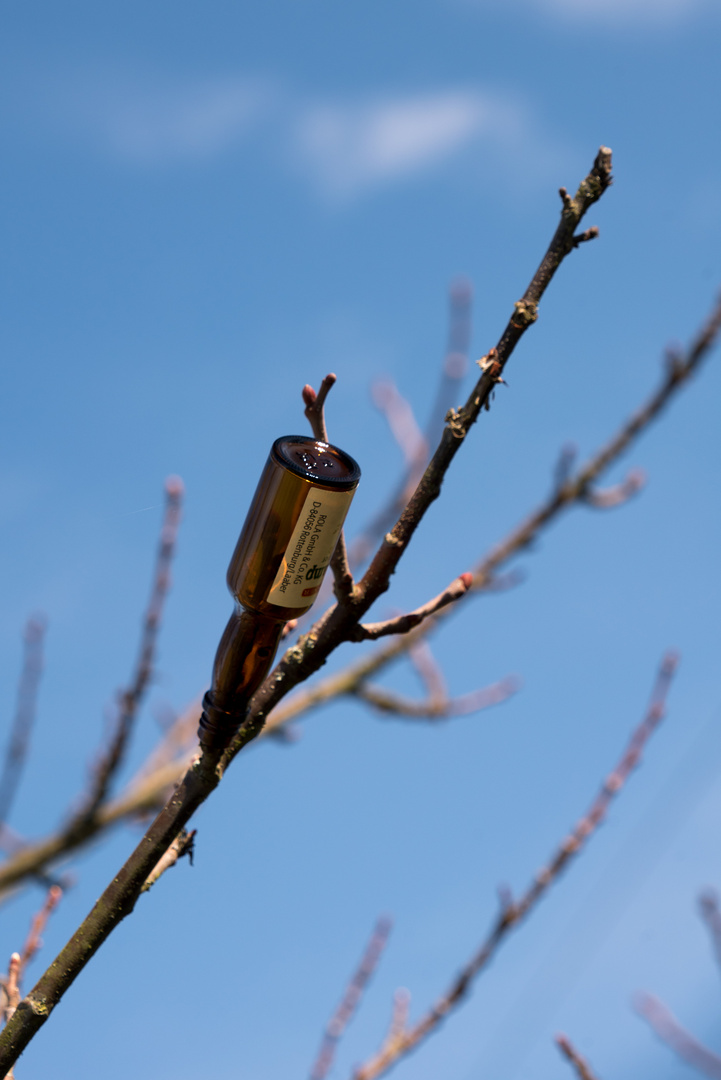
198 607 285 750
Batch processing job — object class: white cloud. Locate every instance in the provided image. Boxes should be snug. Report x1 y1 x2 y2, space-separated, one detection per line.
22 67 570 200
34 69 274 165
293 91 520 198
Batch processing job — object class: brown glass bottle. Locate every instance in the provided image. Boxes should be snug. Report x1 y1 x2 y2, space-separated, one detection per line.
198 436 360 749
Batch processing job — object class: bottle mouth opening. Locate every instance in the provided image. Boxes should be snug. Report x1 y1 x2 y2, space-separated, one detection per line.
271 435 361 488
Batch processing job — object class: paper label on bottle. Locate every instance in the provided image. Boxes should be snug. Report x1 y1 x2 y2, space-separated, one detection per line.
267 486 353 609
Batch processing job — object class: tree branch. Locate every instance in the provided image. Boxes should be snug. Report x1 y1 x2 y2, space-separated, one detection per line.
303 374 337 444
310 918 392 1080
351 653 677 1080
72 476 184 824
354 676 518 720
635 993 721 1079
347 279 473 570
555 1033 601 1080
0 616 47 834
351 573 473 641
699 890 721 973
1 282 719 903
303 374 356 604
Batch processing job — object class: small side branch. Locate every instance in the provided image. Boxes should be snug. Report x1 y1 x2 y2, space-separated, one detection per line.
310 918 392 1080
351 653 677 1080
348 280 473 571
352 574 473 641
303 374 337 444
355 676 519 720
555 1033 601 1080
303 375 356 603
75 476 184 822
141 829 196 894
583 468 645 509
635 993 721 1079
0 616 47 833
0 886 62 1079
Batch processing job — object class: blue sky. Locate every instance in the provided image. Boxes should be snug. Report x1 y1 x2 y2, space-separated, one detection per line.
2 2 721 1078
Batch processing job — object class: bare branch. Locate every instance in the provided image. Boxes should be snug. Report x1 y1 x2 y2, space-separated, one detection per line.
699 890 721 972
553 442 578 493
303 374 356 604
351 653 678 1080
19 886 63 974
2 283 720 901
425 278 473 448
409 642 447 708
353 148 613 611
371 380 427 470
303 374 337 443
355 677 519 720
310 918 392 1080
352 574 473 641
74 476 184 824
347 279 472 570
635 993 721 1079
555 1033 601 1080
0 887 62 1079
0 616 47 832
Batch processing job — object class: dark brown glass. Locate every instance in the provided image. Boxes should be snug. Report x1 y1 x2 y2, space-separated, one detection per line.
198 436 360 749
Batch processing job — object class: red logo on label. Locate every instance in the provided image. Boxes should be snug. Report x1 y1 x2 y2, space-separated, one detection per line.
302 586 319 597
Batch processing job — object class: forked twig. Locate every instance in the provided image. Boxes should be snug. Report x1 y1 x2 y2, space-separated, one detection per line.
310 918 392 1080
351 653 678 1080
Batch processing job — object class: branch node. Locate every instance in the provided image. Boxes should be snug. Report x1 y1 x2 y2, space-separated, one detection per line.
511 300 539 329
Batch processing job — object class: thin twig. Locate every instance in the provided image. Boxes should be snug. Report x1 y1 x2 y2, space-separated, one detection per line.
635 993 721 1079
19 886 63 972
583 468 645 509
426 278 473 448
348 279 472 569
351 653 678 1080
303 374 337 444
354 676 519 720
0 616 47 831
74 476 184 822
699 890 721 972
351 574 473 641
409 642 447 709
303 374 356 603
556 1034 601 1080
310 918 392 1080
0 887 62 1079
141 829 195 894
371 380 427 470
